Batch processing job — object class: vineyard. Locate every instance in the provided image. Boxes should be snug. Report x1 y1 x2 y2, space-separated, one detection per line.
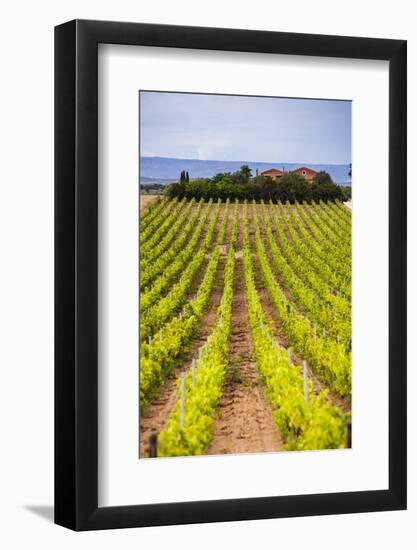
139 196 352 457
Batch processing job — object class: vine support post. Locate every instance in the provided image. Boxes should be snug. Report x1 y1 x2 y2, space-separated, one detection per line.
192 358 196 386
347 422 352 447
303 360 309 404
180 373 185 429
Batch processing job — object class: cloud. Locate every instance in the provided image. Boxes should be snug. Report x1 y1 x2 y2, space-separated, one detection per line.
139 91 351 164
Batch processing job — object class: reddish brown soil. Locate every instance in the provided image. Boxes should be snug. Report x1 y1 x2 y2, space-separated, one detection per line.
207 209 282 455
206 249 282 455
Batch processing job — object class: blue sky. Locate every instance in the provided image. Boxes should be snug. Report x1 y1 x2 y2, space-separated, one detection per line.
140 91 351 164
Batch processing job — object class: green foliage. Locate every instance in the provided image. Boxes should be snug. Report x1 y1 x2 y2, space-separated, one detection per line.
141 200 206 290
257 202 351 343
312 200 351 246
313 170 333 185
141 199 207 309
158 243 236 456
340 185 352 200
139 200 233 410
140 183 166 195
251 202 351 398
239 164 252 182
140 249 220 411
179 170 190 183
157 203 239 455
140 196 352 454
140 200 221 342
139 196 166 227
166 180 187 199
140 197 178 243
141 198 193 261
294 202 351 281
275 172 310 202
276 200 351 299
242 202 348 450
310 181 344 202
167 165 344 202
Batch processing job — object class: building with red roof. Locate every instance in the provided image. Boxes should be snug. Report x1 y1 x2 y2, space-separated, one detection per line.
258 168 284 179
259 166 318 183
291 166 318 182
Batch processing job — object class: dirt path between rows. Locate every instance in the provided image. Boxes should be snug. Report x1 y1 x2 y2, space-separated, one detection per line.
206 217 282 456
139 257 225 458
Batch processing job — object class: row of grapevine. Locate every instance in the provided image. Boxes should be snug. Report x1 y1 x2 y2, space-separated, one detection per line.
215 198 232 245
332 200 352 223
318 200 352 235
298 202 351 267
139 196 166 228
141 198 197 265
261 202 351 330
140 199 222 342
304 200 351 254
157 208 238 456
311 201 351 246
292 202 351 282
141 199 208 290
140 197 179 244
251 201 351 398
276 202 351 300
140 247 221 410
242 203 348 450
139 197 351 456
140 199 211 311
139 201 238 409
141 198 189 259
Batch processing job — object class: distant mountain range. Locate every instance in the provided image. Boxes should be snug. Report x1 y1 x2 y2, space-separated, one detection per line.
140 156 352 186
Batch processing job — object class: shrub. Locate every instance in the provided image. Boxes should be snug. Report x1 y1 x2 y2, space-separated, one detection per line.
313 170 333 185
166 166 344 203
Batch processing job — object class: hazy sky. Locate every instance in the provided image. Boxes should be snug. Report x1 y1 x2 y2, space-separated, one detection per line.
140 91 351 164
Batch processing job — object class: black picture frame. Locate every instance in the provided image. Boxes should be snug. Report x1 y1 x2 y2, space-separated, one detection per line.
55 19 407 531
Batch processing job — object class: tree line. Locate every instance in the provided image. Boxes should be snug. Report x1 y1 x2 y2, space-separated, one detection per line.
166 165 350 203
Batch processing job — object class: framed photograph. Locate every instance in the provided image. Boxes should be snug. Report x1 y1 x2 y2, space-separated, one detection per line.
55 20 406 530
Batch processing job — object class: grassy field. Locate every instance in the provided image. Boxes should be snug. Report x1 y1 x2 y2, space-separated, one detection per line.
140 194 161 211
139 197 351 458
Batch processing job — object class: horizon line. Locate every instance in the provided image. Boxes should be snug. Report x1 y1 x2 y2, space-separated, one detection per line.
140 155 351 166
